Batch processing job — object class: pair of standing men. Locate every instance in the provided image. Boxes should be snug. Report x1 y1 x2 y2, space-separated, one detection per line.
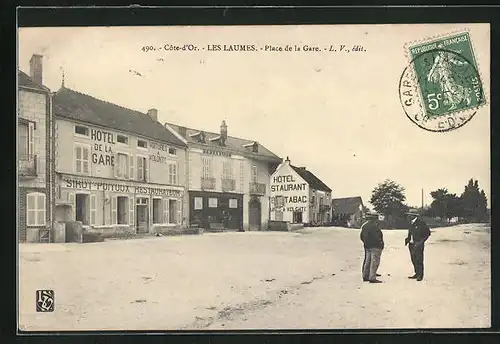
360 210 431 283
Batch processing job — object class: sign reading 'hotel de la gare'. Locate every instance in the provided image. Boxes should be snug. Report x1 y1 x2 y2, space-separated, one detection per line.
63 178 182 197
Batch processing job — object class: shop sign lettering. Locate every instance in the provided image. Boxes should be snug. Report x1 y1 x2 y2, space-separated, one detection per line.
270 174 307 192
63 178 182 197
90 129 115 166
202 149 231 157
150 142 169 152
149 152 168 164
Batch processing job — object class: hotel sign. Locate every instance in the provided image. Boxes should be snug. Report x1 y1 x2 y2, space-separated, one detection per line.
63 177 182 198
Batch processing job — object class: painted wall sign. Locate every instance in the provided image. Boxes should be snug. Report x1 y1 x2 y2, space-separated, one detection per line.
149 152 169 164
63 178 182 198
202 149 231 157
150 141 169 152
270 173 309 214
90 129 115 166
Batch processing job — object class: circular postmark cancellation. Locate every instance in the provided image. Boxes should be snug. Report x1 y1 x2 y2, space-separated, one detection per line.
399 32 486 132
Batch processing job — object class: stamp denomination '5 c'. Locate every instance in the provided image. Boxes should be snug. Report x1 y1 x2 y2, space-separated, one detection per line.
399 31 486 132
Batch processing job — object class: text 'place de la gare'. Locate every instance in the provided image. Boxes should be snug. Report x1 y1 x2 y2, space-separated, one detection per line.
18 53 336 243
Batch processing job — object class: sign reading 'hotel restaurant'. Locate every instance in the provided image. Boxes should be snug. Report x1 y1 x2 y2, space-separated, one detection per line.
63 177 182 197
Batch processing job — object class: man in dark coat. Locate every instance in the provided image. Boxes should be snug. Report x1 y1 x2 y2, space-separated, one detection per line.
360 212 384 283
405 210 431 281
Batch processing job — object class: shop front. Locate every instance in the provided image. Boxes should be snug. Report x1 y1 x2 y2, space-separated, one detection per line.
188 191 243 231
55 173 185 237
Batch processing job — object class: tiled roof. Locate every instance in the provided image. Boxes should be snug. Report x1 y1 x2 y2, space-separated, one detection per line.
290 165 332 192
53 87 187 147
332 196 364 214
166 122 281 162
18 70 50 92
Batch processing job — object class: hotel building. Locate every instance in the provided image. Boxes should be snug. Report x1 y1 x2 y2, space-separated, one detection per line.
270 157 332 225
52 87 188 237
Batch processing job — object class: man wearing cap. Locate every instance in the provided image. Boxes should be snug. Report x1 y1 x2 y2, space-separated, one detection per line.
360 212 384 283
405 210 431 281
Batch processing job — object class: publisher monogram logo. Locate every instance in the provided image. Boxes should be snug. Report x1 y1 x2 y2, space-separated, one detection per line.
36 290 55 312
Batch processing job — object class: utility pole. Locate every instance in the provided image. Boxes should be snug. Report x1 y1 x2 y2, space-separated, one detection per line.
421 188 424 215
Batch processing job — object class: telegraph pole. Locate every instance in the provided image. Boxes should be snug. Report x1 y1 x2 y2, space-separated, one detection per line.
421 188 424 215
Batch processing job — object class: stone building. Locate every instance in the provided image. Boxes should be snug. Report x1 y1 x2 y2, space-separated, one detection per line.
52 86 188 237
166 121 282 231
270 157 332 226
17 54 55 243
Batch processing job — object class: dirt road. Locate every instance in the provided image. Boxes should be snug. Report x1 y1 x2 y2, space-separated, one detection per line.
19 224 490 331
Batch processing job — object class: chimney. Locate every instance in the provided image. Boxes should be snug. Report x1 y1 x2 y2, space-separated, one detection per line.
285 156 290 164
220 120 228 142
29 54 43 85
147 108 158 121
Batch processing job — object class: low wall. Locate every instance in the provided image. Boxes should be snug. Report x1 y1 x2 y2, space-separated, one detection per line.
268 220 289 231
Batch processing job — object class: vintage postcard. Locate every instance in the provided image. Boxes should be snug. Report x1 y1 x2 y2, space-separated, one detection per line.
17 23 490 331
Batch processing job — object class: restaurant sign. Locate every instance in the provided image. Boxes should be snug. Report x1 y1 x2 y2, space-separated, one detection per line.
63 177 182 198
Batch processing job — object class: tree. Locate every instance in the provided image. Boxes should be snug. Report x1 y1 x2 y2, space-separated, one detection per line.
460 178 488 222
370 179 408 218
429 188 462 221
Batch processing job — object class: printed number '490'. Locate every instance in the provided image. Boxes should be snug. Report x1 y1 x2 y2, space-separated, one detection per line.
427 93 442 110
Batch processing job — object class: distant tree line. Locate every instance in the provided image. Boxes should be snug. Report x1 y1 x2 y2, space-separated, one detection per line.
369 178 489 227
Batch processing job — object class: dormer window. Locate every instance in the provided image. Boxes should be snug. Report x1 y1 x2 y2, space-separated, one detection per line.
189 131 206 143
243 141 259 153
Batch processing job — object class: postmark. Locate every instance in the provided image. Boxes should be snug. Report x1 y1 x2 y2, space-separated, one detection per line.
399 31 486 132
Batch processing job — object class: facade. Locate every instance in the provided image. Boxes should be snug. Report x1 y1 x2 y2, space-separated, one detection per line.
52 87 188 237
269 158 332 225
331 196 364 228
166 121 282 231
17 54 55 243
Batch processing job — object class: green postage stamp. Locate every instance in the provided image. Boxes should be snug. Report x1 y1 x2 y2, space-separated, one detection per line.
399 31 486 132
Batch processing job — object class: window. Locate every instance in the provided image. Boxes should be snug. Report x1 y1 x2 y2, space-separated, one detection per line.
137 156 148 181
153 198 162 224
251 165 258 182
194 197 203 210
320 197 324 206
19 122 34 158
75 144 90 174
275 196 284 208
26 192 46 226
311 196 316 205
75 125 89 136
137 139 148 149
116 153 129 178
169 200 178 224
168 147 177 156
202 157 213 178
275 212 283 221
116 196 128 224
229 199 238 208
117 135 128 145
222 160 233 179
168 163 177 185
209 197 218 208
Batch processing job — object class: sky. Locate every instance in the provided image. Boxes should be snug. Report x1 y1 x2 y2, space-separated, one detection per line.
18 24 491 208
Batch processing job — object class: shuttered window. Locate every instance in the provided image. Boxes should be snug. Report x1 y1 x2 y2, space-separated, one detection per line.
26 192 46 226
75 144 90 174
90 194 96 225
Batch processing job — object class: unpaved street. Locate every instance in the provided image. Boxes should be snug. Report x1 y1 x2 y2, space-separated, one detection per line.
19 224 490 331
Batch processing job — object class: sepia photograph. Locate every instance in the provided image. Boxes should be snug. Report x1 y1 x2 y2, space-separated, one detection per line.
17 23 490 331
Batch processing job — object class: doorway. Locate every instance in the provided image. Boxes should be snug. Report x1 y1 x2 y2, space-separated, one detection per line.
75 193 89 225
248 197 261 231
136 197 149 233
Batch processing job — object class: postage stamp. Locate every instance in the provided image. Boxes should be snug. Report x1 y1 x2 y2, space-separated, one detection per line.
399 31 486 132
